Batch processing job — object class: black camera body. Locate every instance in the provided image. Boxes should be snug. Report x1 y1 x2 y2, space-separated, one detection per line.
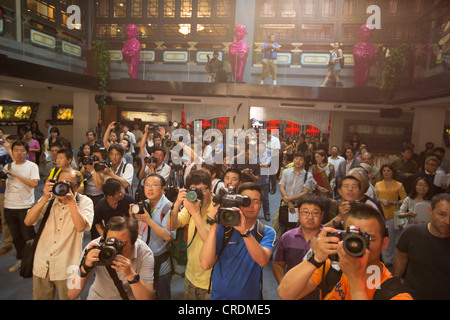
187 187 203 202
213 188 251 227
327 225 371 258
52 180 72 197
93 237 124 266
82 155 99 166
94 161 109 172
130 201 150 215
0 171 9 180
165 186 179 204
144 156 156 164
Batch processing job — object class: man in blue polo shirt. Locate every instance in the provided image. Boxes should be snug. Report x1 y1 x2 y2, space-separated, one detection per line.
260 34 280 85
273 194 324 300
200 182 276 300
134 173 175 300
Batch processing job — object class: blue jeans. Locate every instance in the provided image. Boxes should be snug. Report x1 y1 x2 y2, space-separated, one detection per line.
155 272 172 300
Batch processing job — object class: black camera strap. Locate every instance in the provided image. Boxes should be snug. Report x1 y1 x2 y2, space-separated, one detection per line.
105 265 130 300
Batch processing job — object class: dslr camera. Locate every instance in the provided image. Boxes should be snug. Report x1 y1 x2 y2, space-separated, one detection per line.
326 225 372 258
130 201 150 215
213 187 251 227
50 179 72 197
94 161 109 172
92 237 124 266
186 187 204 203
82 155 99 166
0 170 9 180
144 156 156 164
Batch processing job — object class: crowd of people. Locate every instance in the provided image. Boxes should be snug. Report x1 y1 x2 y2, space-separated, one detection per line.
0 119 448 301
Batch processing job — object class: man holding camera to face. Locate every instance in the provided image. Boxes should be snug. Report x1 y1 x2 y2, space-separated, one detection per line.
199 182 276 300
131 173 175 300
68 216 154 300
24 168 94 300
277 204 412 300
167 170 215 300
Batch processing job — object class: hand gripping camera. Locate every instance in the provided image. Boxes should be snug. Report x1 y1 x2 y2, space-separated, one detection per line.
326 225 372 258
82 155 99 166
186 187 204 203
130 201 150 215
50 179 72 197
92 237 124 266
212 187 252 227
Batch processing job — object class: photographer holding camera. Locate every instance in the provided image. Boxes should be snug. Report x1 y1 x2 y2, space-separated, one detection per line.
1 141 40 273
138 146 171 183
25 168 94 299
167 170 215 300
96 144 134 194
68 216 154 300
199 182 276 300
131 173 175 300
93 178 134 237
277 203 412 300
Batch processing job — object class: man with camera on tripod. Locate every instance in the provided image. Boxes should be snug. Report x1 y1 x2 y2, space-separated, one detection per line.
199 182 276 300
68 215 154 300
131 173 175 300
25 168 94 300
277 203 412 300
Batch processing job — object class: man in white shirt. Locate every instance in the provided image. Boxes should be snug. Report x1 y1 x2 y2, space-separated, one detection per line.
267 130 281 194
120 124 136 155
97 145 134 194
1 141 40 272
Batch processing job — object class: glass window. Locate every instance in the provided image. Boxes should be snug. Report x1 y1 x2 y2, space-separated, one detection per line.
198 0 212 18
281 0 296 18
387 0 399 16
322 0 336 17
26 0 56 22
197 24 229 38
259 23 295 41
164 23 191 37
96 0 110 18
302 24 333 40
302 0 315 17
147 0 159 18
131 0 144 18
342 24 359 40
136 24 158 38
164 0 176 18
260 0 277 18
114 0 126 18
343 0 356 16
181 0 193 18
217 0 231 17
96 24 125 37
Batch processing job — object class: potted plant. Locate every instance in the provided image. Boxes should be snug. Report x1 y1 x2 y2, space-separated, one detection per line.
93 40 110 109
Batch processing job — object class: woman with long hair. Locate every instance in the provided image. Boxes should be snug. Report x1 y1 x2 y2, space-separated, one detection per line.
320 42 344 87
397 177 433 226
375 164 407 266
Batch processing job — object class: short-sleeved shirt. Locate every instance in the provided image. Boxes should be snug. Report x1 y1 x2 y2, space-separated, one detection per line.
262 42 280 60
93 194 134 227
4 160 40 209
177 202 214 289
396 224 450 300
279 167 312 198
85 238 154 300
310 260 413 300
210 223 276 300
33 195 94 281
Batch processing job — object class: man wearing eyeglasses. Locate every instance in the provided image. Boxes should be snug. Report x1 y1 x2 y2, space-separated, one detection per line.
273 194 324 300
199 182 276 300
93 178 134 237
167 170 215 300
133 174 175 300
25 168 94 300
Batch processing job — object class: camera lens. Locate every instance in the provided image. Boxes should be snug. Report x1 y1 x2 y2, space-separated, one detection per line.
343 234 366 257
98 247 117 265
52 181 70 197
187 191 198 202
217 208 240 227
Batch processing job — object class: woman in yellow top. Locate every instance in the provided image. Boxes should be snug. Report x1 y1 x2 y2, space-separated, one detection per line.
375 164 407 266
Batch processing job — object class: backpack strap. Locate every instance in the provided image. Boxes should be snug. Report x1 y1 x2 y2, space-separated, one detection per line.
319 260 343 300
373 276 408 300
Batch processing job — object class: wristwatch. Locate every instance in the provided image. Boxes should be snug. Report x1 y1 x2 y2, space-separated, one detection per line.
127 273 140 284
240 229 251 238
306 250 324 269
206 216 217 225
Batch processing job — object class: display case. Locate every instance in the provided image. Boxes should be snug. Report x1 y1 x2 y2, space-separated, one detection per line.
0 100 39 126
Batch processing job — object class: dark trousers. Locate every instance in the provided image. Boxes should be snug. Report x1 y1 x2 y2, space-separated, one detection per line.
4 208 36 260
260 183 270 217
